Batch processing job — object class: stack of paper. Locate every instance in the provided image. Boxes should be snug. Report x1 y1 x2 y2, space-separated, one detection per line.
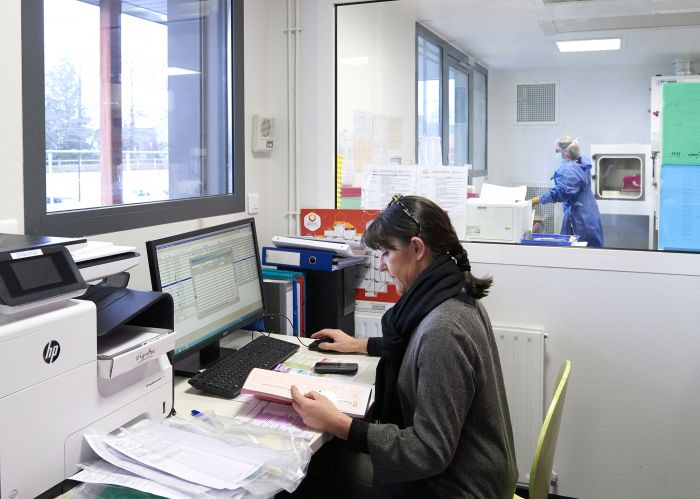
71 417 311 498
242 368 373 418
271 235 368 257
474 183 528 204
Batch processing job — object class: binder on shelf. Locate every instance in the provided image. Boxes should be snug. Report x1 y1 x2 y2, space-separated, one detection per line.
262 268 306 337
271 235 367 257
262 246 367 272
261 279 294 335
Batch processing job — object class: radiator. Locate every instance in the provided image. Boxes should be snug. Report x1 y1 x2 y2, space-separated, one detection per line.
493 323 546 485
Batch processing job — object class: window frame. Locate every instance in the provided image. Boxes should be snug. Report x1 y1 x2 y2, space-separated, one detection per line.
21 0 245 237
415 24 488 177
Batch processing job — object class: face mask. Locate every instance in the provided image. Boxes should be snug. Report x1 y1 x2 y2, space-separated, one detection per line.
555 152 565 163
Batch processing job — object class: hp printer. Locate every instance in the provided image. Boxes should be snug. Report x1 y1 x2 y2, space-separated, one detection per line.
0 237 174 498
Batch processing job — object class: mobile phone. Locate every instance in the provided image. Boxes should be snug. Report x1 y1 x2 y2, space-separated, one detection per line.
313 361 359 375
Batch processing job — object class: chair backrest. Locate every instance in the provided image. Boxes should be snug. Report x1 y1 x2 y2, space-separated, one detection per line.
528 360 572 499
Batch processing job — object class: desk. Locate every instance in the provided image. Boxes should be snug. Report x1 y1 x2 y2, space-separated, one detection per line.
59 331 378 497
173 330 378 453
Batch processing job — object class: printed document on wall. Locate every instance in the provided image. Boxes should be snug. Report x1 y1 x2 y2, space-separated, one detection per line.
362 165 416 209
362 164 469 237
415 166 468 238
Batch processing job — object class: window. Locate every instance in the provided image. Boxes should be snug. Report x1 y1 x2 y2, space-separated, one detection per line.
22 0 244 236
417 35 442 166
416 25 487 174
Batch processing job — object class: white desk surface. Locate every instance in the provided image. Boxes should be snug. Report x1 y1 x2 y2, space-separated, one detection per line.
173 330 378 453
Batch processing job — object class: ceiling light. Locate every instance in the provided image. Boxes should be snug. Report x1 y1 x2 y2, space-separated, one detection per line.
556 38 621 53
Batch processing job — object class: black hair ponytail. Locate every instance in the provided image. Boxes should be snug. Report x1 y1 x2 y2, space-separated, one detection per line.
448 242 493 299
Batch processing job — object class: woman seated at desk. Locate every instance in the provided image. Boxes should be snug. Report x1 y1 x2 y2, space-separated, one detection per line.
289 194 518 499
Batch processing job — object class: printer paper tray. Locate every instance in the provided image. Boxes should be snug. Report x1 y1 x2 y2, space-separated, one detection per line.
97 325 174 378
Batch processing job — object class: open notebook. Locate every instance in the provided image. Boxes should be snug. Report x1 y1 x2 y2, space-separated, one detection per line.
242 368 373 418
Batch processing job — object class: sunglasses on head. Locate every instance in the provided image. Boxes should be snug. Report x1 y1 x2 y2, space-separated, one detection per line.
388 194 421 236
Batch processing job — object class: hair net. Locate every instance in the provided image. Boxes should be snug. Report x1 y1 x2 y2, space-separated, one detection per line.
555 136 580 160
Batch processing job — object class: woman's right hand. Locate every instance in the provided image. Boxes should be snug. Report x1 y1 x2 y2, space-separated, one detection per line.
310 328 367 354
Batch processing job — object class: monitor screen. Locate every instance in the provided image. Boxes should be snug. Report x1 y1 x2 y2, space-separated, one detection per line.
146 218 265 376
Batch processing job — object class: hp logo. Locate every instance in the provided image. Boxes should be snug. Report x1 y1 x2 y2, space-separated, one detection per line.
43 340 61 364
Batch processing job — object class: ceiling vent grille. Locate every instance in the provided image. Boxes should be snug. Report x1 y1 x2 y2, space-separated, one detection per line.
513 81 559 126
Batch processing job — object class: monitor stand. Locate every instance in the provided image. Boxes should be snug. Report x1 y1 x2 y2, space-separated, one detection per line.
173 342 236 377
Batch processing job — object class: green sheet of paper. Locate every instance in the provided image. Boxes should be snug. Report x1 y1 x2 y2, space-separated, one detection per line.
662 82 700 166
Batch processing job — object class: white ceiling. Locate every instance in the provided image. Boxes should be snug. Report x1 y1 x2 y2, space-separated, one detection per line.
408 0 700 70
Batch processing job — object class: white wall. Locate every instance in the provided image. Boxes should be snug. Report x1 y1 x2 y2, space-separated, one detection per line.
0 0 292 291
298 0 335 210
487 65 667 185
0 1 23 229
466 243 700 498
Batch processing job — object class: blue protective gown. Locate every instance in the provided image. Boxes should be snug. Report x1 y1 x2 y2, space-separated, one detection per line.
539 156 604 247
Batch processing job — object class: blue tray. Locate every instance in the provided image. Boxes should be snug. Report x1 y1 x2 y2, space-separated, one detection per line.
520 233 579 246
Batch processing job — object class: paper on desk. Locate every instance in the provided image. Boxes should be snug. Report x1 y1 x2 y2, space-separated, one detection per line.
233 394 320 441
477 183 528 204
242 368 373 418
83 430 212 496
101 423 259 490
73 460 197 499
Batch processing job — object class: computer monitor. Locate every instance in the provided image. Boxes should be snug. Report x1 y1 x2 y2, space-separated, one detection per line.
146 218 265 376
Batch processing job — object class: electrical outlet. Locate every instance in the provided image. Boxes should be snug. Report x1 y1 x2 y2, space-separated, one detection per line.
247 193 260 215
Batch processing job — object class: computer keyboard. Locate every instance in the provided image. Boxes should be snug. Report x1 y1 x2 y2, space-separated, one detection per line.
188 335 300 398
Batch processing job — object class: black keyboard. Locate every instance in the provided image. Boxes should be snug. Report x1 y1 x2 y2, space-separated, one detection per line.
188 335 300 398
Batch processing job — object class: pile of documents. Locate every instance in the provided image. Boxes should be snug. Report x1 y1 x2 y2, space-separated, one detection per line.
243 368 374 418
71 415 312 498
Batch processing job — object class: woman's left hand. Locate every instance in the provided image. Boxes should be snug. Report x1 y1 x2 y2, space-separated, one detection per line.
291 385 352 439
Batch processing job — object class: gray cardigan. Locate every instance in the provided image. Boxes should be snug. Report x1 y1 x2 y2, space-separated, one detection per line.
349 298 518 498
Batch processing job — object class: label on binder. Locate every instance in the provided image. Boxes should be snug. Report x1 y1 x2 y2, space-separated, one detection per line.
265 249 301 267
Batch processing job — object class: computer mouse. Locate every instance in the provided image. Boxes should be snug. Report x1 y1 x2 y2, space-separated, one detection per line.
308 337 337 352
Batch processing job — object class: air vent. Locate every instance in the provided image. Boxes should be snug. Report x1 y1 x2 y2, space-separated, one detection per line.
513 81 559 126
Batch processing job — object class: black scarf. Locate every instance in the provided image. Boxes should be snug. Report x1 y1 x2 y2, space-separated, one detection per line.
373 254 466 426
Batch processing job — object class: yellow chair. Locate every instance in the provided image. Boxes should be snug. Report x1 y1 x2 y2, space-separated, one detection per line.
514 360 572 499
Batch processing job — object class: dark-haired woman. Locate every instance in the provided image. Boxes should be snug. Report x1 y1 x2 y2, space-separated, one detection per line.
290 195 517 499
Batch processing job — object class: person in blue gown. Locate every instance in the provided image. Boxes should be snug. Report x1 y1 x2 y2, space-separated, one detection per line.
531 137 604 247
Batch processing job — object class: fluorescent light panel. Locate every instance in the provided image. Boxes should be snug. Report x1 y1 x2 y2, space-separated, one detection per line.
556 38 621 52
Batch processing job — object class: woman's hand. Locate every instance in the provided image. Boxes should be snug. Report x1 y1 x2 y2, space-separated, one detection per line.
291 385 352 439
311 329 368 353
